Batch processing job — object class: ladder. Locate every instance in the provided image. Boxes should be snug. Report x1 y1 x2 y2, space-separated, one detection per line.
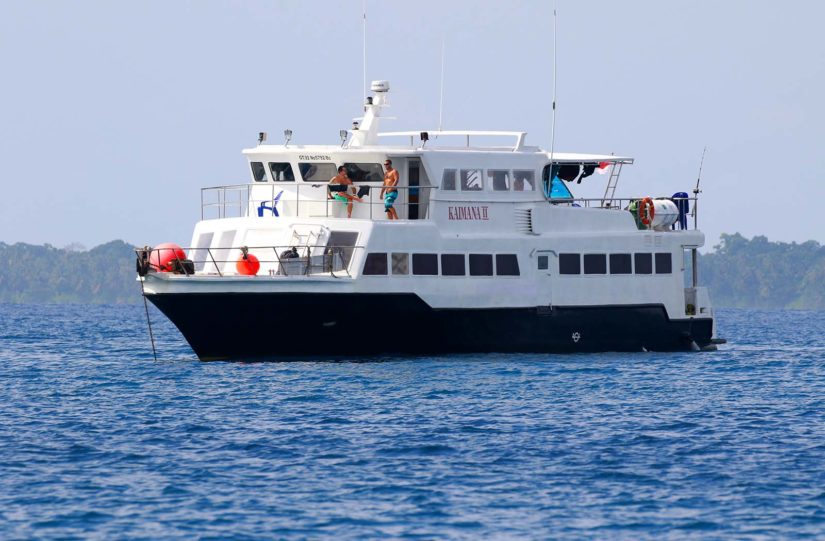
601 162 623 207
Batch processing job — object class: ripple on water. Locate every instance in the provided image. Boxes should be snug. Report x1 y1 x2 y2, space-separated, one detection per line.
0 306 824 538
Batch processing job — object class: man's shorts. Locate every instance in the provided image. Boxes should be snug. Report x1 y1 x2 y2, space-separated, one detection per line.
333 193 348 203
384 191 398 211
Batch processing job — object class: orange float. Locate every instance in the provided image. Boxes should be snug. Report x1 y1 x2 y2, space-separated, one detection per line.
236 253 260 275
149 243 187 272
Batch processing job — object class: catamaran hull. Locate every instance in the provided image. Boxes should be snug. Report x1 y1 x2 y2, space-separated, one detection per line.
146 293 714 361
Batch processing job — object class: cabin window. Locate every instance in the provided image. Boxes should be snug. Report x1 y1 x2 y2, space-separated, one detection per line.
268 162 295 181
583 254 607 274
441 254 466 276
513 170 535 191
344 163 383 183
460 169 483 191
496 254 520 276
392 253 409 275
488 170 511 191
251 162 267 182
363 253 388 275
655 253 672 274
537 255 549 270
412 253 438 275
635 253 653 274
469 254 493 276
298 162 337 182
442 169 457 190
610 253 632 274
559 253 581 275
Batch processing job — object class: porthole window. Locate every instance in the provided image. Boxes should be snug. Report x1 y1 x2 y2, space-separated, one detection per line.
559 253 581 275
609 253 632 274
363 253 388 275
441 254 466 276
655 253 672 274
583 254 607 274
496 254 520 276
635 253 653 274
412 253 438 275
391 253 409 275
469 254 493 276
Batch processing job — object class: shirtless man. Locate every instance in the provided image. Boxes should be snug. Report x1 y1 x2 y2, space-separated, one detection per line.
328 165 362 218
380 159 399 220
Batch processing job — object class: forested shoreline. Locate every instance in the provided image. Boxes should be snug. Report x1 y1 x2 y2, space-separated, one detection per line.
0 235 822 309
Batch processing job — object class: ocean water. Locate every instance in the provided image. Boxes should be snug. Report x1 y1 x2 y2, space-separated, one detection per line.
0 305 823 539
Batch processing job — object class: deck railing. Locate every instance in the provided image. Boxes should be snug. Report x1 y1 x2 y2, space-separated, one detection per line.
136 244 366 279
201 183 434 221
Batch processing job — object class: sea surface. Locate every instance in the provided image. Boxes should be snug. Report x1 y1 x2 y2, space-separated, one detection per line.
0 304 823 539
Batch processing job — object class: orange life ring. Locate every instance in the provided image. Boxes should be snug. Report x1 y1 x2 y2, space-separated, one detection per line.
639 197 655 226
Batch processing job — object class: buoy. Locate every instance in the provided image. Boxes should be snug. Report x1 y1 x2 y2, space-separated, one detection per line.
236 253 260 276
149 242 187 272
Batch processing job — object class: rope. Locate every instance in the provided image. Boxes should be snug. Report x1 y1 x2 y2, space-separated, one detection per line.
139 276 158 362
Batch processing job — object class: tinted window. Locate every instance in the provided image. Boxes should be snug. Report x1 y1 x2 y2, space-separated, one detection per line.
610 253 632 274
299 162 337 182
537 255 549 270
441 254 466 276
363 253 388 275
583 254 607 274
442 169 457 190
496 254 520 276
559 253 581 275
655 252 672 274
488 170 511 191
460 169 483 191
251 162 267 182
469 254 493 276
412 253 438 275
392 253 409 275
269 162 295 181
513 170 535 192
344 163 383 182
635 253 653 274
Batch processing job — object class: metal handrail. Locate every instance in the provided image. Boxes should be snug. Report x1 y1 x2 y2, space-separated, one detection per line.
201 183 436 221
136 244 366 279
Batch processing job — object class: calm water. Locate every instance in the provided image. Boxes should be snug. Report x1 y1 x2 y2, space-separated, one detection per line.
0 304 823 539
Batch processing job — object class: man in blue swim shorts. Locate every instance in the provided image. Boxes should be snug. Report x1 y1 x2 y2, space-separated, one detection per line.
380 159 399 220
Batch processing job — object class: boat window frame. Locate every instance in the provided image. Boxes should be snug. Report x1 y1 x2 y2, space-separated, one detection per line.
460 169 484 191
298 162 338 182
250 161 268 182
268 162 296 182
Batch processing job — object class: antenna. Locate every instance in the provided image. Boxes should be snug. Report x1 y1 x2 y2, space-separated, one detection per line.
362 0 367 104
438 34 446 133
545 4 558 199
692 146 707 229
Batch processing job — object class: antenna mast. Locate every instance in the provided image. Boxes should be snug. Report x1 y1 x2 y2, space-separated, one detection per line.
545 5 558 199
362 0 367 104
438 35 446 132
692 146 707 229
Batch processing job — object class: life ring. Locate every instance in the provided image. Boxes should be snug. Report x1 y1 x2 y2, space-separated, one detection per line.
639 197 655 226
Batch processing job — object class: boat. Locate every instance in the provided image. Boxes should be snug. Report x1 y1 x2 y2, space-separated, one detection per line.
136 80 722 360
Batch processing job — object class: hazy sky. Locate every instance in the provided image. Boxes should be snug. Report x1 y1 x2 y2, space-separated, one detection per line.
1 0 823 249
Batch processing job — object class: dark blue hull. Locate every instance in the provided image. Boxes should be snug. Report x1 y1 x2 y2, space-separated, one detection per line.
146 293 714 360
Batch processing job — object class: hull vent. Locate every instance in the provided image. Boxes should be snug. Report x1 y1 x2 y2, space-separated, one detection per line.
514 208 534 234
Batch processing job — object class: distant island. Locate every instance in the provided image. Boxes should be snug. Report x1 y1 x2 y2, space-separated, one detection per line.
0 234 822 309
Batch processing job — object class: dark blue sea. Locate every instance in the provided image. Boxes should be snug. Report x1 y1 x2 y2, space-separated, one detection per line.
1 305 824 539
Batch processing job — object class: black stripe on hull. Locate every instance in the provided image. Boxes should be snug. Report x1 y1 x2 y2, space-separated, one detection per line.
146 293 714 360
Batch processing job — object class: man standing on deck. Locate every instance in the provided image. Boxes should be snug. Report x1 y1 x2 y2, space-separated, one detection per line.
380 159 399 220
328 166 361 218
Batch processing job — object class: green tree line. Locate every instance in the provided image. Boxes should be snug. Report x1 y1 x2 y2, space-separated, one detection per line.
0 235 822 308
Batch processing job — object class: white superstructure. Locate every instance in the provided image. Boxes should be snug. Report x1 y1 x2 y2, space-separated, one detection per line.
138 81 720 360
